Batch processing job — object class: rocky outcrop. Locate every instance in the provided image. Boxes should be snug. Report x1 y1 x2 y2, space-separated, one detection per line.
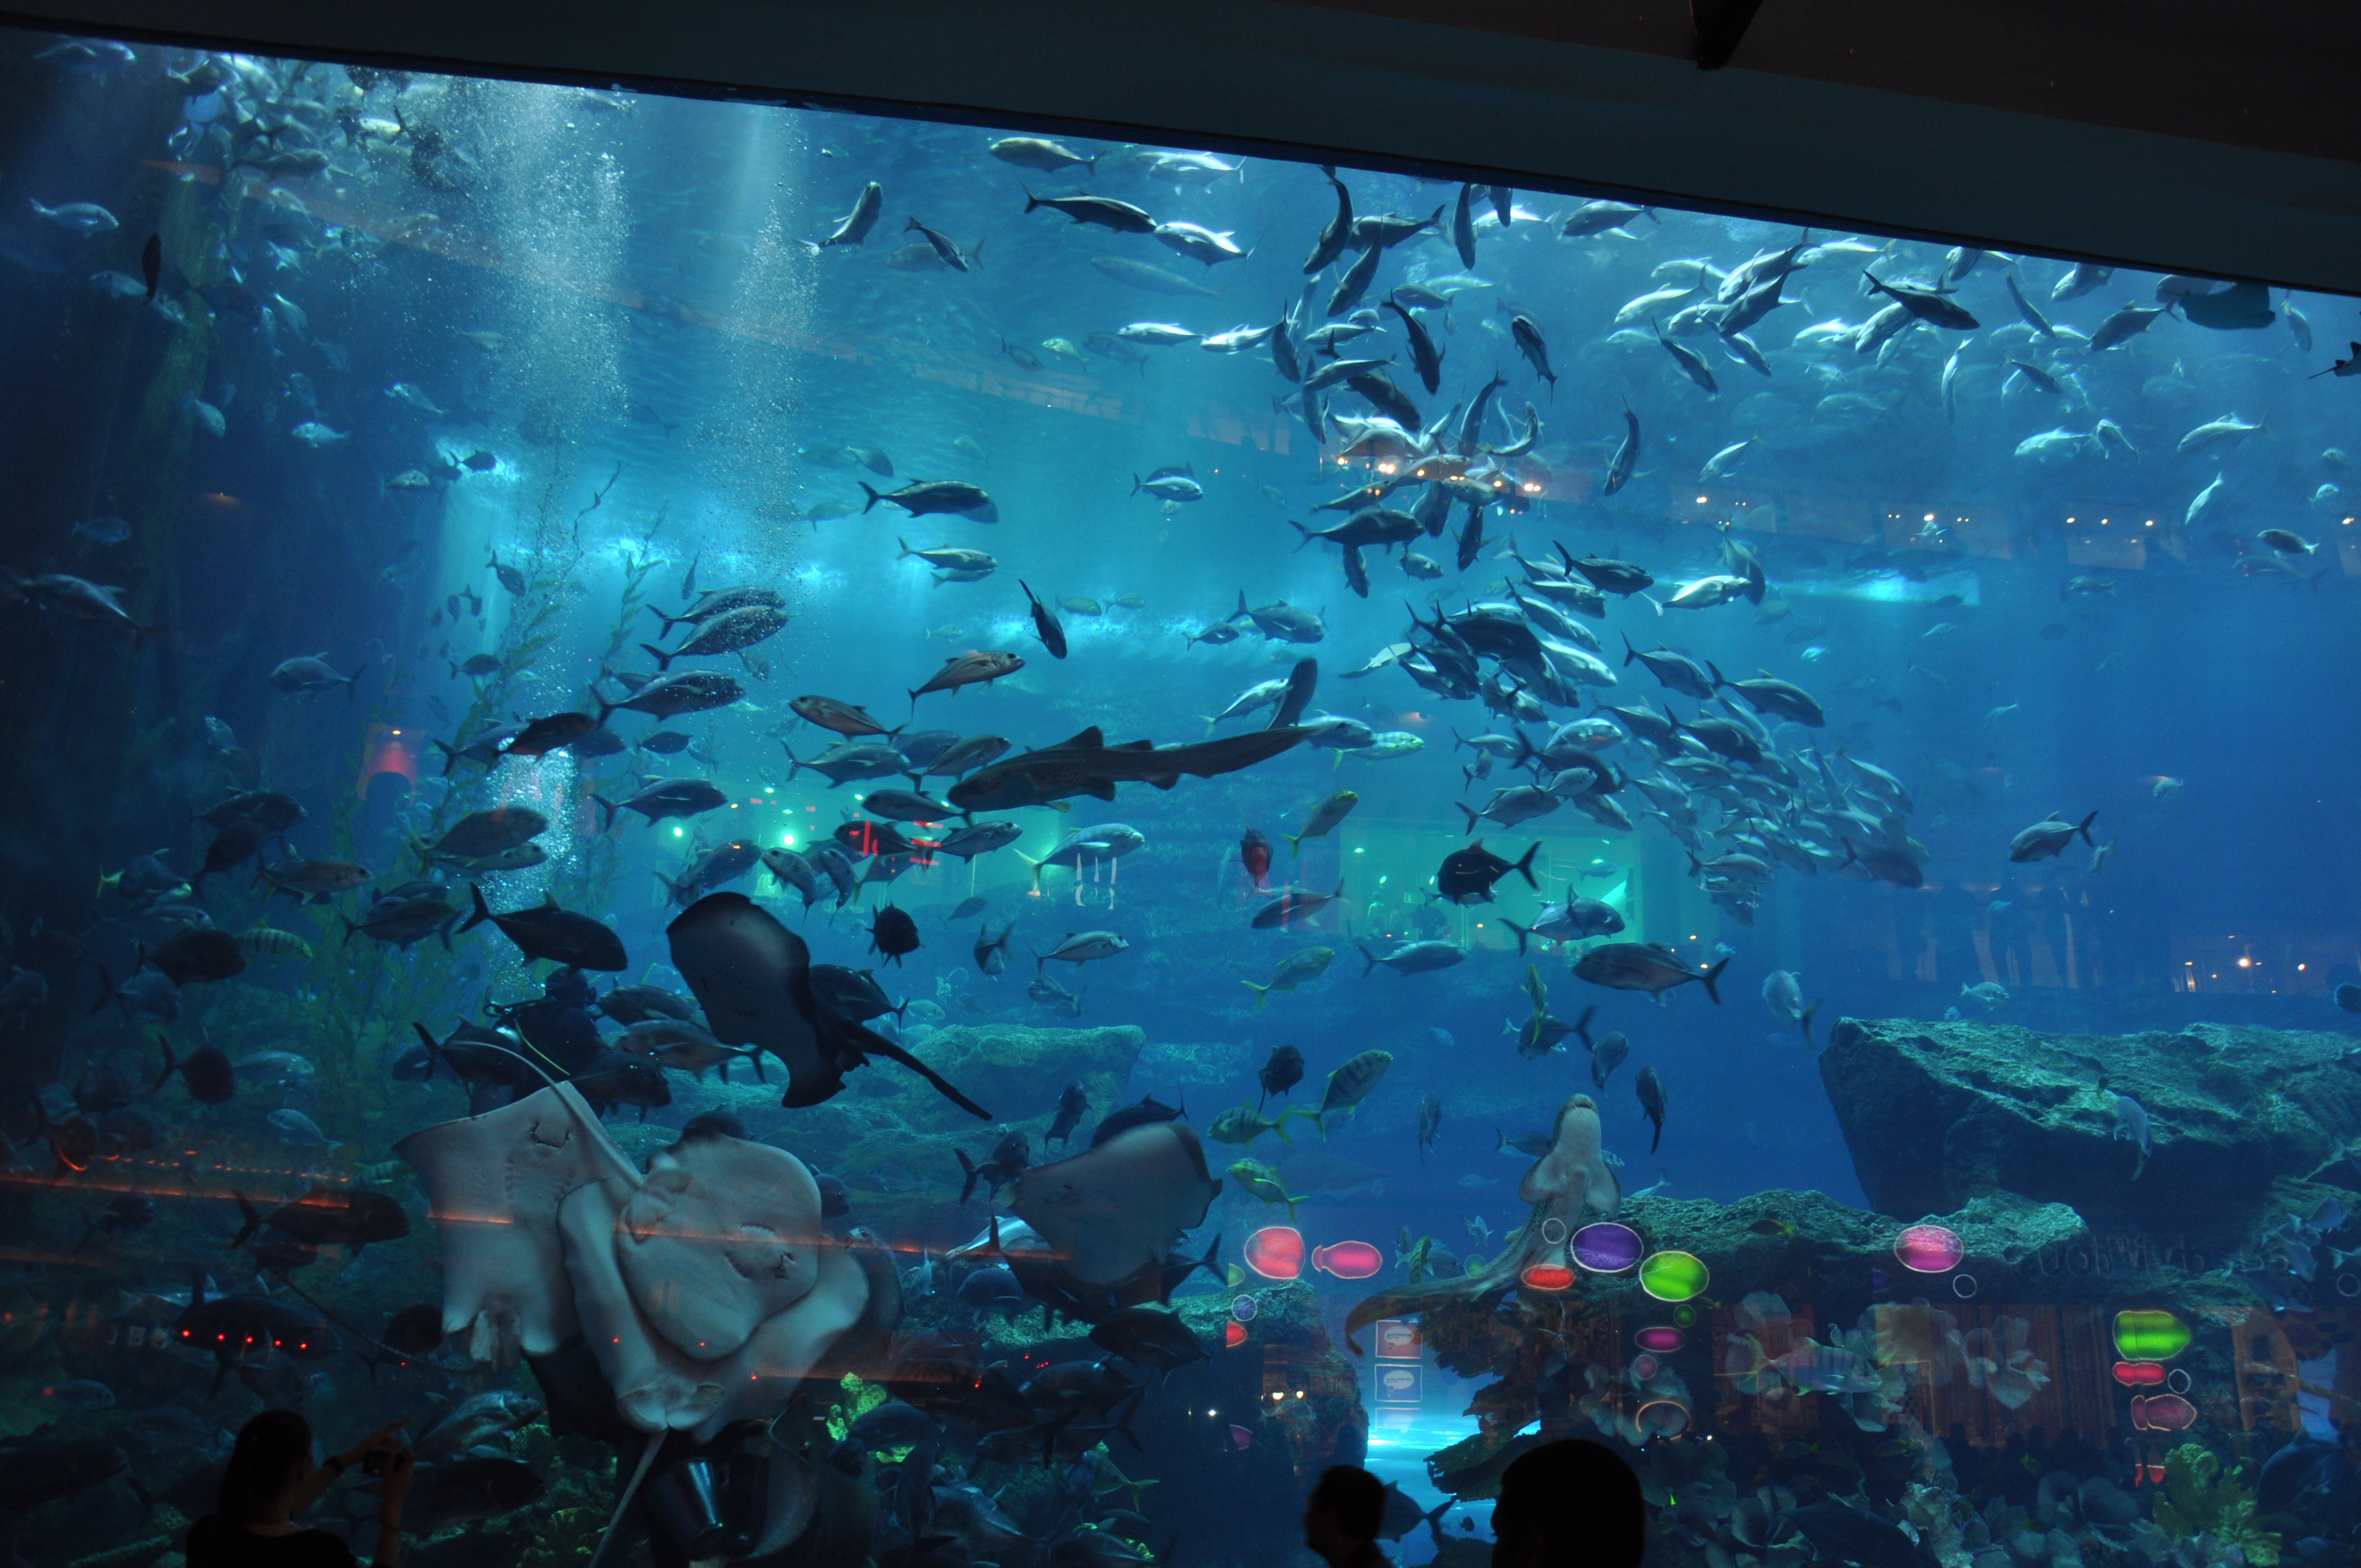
1819 1017 2361 1242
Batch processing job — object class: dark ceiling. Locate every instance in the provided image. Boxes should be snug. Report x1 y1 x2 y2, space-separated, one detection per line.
8 0 2357 292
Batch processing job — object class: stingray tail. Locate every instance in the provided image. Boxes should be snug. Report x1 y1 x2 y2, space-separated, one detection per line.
856 1023 992 1119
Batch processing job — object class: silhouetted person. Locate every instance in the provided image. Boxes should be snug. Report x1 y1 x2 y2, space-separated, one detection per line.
1492 1440 1646 1568
187 1408 414 1567
1304 1464 1391 1568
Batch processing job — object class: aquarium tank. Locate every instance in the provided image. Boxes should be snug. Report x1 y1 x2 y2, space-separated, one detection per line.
2 20 2359 1568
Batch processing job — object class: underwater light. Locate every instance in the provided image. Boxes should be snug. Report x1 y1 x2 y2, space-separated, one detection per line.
1244 1226 1304 1280
1634 1326 1687 1354
1572 1222 1643 1272
1518 1263 1575 1292
1311 1241 1383 1280
2113 1362 2167 1387
2114 1310 2191 1360
1893 1224 1964 1273
1635 1401 1690 1439
1638 1251 1709 1303
2130 1394 2199 1432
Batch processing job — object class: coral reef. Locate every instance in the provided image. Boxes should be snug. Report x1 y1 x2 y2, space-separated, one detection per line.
1819 1019 2361 1241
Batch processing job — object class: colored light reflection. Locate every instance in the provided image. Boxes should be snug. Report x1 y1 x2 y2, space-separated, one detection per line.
1631 1353 1660 1381
2131 1393 2198 1431
2113 1362 2167 1387
1635 1326 1688 1354
1224 1321 1248 1348
1639 1251 1710 1303
1519 1263 1576 1292
357 723 418 797
1573 1222 1644 1272
1244 1226 1304 1280
1635 1400 1690 1438
1231 1295 1258 1322
2114 1310 2191 1361
1312 1241 1383 1280
1893 1224 1964 1273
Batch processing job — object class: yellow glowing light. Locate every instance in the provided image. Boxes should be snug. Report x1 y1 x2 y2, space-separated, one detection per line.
2238 957 2252 968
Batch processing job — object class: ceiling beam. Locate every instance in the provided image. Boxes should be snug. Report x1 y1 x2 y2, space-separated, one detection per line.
8 0 2355 292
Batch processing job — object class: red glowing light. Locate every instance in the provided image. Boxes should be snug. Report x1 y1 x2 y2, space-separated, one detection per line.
1244 1227 1305 1281
1519 1264 1576 1292
1311 1241 1383 1280
1225 1321 1248 1348
357 723 418 798
2113 1362 2167 1387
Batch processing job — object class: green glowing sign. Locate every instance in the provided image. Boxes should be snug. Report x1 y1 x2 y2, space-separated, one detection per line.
2113 1310 2191 1361
1639 1250 1710 1303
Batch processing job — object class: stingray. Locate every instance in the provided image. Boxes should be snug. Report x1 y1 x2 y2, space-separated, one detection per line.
1342 1092 1620 1352
401 1092 900 1568
558 1130 896 1436
394 1081 629 1368
667 892 988 1119
1009 1121 1221 1296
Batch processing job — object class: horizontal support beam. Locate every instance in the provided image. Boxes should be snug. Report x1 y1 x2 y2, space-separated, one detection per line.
6 0 2357 293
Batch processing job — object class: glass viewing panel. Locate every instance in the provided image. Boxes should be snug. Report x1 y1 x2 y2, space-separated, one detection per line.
0 24 2354 1568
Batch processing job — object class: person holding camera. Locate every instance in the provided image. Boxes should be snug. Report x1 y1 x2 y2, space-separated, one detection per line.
187 1409 415 1567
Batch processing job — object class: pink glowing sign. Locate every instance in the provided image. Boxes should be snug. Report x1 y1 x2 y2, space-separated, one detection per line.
1893 1224 1964 1273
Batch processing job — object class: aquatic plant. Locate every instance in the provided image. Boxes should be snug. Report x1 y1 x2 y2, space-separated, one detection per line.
1900 1480 1978 1568
518 1506 608 1568
2154 1444 2280 1567
1728 1484 1798 1551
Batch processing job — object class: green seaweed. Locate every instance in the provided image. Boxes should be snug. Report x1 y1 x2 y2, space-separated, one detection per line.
192 470 674 1165
518 1506 607 1568
2154 1443 2280 1567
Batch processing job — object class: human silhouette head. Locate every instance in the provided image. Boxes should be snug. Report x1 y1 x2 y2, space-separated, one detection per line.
215 1408 313 1526
1304 1464 1388 1567
1492 1440 1645 1568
